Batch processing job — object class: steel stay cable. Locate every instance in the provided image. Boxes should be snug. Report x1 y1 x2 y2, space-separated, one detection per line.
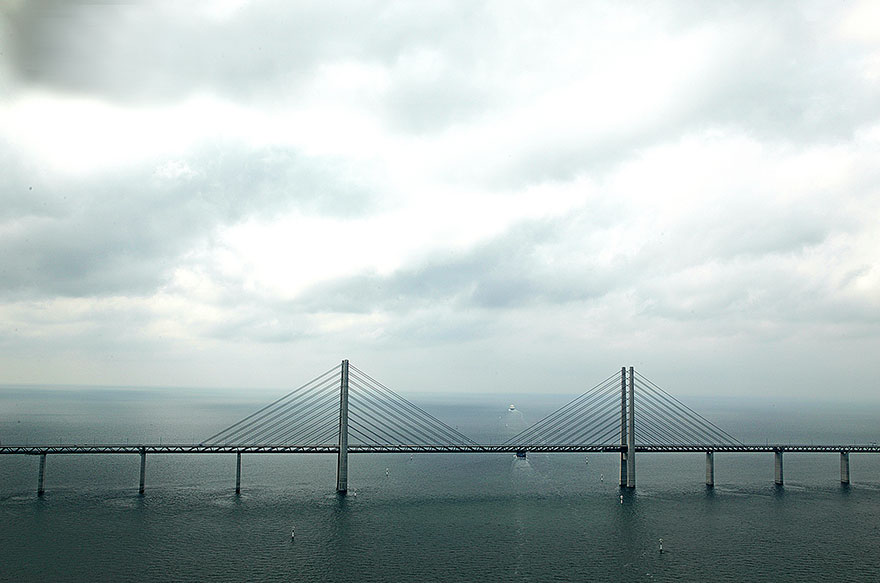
503 373 619 443
214 376 339 442
348 368 475 444
349 366 487 445
538 394 619 444
589 421 625 446
349 371 466 444
349 424 382 446
348 402 430 445
348 418 395 445
513 380 619 444
635 410 686 445
637 384 730 443
312 426 339 445
635 372 742 444
635 384 726 443
204 365 339 443
637 401 707 444
205 366 338 442
349 369 476 444
264 409 337 446
349 381 453 445
233 382 338 443
564 403 622 444
634 393 708 443
225 381 339 443
523 380 619 441
276 417 338 446
349 414 414 445
348 388 442 445
634 409 687 444
509 380 616 441
566 403 621 442
261 397 337 445
504 375 620 443
269 401 339 444
505 379 619 444
244 383 339 442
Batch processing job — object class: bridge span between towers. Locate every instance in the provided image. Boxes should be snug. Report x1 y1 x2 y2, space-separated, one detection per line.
2 360 878 496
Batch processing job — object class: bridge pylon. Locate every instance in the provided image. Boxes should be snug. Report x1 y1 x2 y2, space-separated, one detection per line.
336 359 349 494
626 366 635 488
619 367 627 487
618 366 637 488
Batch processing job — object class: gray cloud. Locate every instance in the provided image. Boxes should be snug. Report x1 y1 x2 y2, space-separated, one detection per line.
296 216 610 314
0 140 379 298
5 1 493 109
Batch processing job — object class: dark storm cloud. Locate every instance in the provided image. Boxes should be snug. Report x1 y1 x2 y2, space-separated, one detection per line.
5 1 493 109
0 141 377 298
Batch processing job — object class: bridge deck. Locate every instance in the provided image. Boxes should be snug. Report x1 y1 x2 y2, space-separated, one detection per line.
2 444 880 455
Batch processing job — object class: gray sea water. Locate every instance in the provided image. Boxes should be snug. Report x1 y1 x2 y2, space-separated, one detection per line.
2 386 880 582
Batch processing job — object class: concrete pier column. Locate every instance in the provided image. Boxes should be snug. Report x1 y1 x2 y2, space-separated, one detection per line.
619 367 628 487
774 449 784 485
139 448 146 494
840 451 850 484
336 359 350 494
37 453 47 496
626 366 635 488
235 452 242 494
705 451 715 487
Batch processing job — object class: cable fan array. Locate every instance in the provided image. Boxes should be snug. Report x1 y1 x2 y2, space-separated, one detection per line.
203 363 740 448
204 365 342 446
503 370 742 447
204 363 477 447
347 365 477 446
503 372 623 446
633 371 742 446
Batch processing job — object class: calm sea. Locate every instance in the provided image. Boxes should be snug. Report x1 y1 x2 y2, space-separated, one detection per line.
2 386 880 582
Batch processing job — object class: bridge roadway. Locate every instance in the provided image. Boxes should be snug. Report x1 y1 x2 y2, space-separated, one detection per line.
3 443 880 455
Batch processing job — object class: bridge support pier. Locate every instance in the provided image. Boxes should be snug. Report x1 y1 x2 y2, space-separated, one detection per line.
336 359 350 494
37 453 47 496
840 451 850 484
774 449 784 485
705 451 715 487
139 448 146 495
236 452 242 494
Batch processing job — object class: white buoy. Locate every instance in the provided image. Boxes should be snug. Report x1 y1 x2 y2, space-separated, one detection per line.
619 494 623 504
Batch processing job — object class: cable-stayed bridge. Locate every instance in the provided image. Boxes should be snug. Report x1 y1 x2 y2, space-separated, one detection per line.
3 360 879 496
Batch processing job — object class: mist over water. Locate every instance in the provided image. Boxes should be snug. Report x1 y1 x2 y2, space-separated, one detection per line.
2 387 880 582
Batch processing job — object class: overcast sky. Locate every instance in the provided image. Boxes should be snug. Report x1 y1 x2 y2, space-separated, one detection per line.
1 1 879 401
